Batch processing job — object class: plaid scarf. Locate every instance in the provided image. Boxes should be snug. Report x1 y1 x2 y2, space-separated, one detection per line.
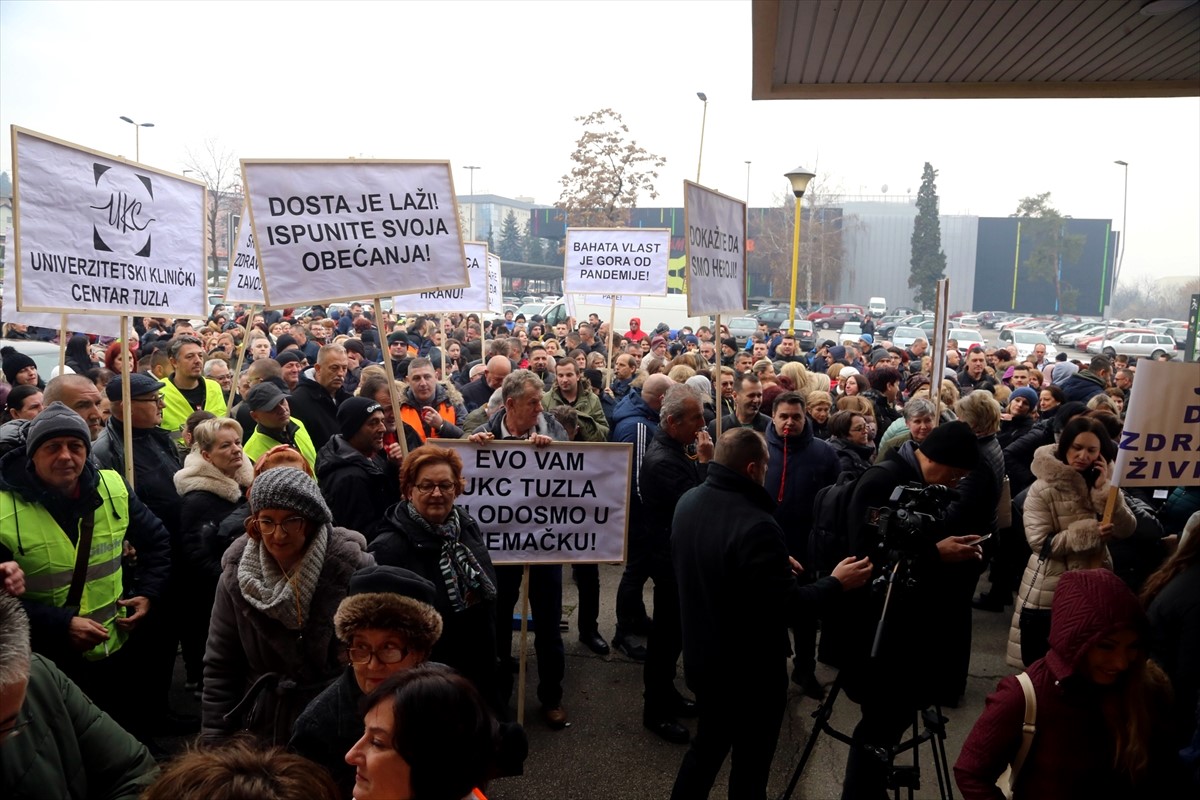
401 502 496 612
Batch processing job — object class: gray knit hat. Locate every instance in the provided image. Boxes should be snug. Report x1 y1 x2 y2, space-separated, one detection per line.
26 401 92 456
248 466 332 525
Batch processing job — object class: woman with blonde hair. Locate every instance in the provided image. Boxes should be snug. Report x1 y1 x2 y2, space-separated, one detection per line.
667 364 696 384
805 390 833 439
780 361 813 396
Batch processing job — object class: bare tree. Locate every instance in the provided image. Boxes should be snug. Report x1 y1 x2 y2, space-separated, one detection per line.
557 109 665 228
184 139 243 286
748 174 858 304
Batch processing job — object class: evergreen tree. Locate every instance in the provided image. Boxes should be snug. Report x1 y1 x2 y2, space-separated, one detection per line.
1012 193 1085 313
498 210 523 261
522 219 544 264
908 162 947 310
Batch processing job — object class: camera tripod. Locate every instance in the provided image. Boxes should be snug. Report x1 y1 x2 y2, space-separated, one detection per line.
779 674 954 800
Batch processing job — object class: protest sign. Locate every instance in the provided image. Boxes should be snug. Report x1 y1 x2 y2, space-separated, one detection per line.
2 228 121 337
441 440 632 565
684 180 747 316
223 205 264 305
564 227 670 296
486 252 503 314
393 242 487 313
1113 360 1200 487
12 127 207 317
584 293 641 308
241 159 467 307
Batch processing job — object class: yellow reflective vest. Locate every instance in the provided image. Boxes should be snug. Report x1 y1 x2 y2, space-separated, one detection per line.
0 470 130 661
160 376 228 447
244 418 318 475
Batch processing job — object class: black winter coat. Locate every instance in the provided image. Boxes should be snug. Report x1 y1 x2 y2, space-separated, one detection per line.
636 427 707 553
173 451 253 582
672 462 843 693
289 668 362 799
828 436 876 479
287 376 351 450
765 421 840 559
1003 417 1056 496
92 418 183 537
997 412 1036 449
315 435 399 537
1147 561 1200 750
368 505 499 705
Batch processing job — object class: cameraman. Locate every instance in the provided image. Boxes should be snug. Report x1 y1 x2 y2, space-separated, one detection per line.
821 420 985 800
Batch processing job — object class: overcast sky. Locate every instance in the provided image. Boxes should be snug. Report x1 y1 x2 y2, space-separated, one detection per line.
2 0 1197 285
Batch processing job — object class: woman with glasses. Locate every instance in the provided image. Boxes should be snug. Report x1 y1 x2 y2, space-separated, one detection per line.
826 409 875 478
201 467 373 745
368 446 501 711
290 565 443 798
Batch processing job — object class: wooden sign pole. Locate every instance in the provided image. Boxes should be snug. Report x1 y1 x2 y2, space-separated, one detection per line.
58 314 68 371
516 563 532 726
120 316 135 488
227 305 255 415
376 297 408 460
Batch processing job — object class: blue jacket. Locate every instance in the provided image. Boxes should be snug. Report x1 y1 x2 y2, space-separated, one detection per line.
611 389 659 444
764 419 840 558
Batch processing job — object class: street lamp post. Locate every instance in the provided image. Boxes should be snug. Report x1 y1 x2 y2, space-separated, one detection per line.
745 160 751 201
118 116 154 161
464 165 480 240
784 166 816 335
1113 160 1128 287
695 92 708 183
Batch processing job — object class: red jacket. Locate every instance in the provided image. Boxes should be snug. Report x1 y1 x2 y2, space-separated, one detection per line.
954 569 1175 800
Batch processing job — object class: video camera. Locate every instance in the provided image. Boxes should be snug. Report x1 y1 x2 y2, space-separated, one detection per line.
868 482 958 592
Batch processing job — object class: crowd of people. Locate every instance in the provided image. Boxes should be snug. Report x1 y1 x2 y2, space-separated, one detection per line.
0 302 1196 799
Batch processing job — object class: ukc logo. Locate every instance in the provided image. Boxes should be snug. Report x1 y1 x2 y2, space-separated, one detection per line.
90 163 156 257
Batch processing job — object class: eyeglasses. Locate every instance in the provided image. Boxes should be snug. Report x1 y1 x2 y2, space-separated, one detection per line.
346 644 409 665
132 395 166 404
0 712 32 742
849 425 868 433
413 481 456 496
254 516 307 536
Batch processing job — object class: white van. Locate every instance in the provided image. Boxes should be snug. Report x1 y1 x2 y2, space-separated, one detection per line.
868 297 887 317
539 293 714 334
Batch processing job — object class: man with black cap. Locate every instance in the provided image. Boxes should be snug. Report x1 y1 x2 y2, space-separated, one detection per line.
386 331 414 377
93 373 183 537
275 349 306 392
315 397 402 534
820 420 988 800
0 402 171 744
242 381 318 473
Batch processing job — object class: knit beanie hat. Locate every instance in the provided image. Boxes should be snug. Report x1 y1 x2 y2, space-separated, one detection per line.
26 401 92 456
248 466 332 525
721 337 738 352
1010 387 1039 408
917 420 980 470
1 347 37 385
337 397 383 440
274 333 298 353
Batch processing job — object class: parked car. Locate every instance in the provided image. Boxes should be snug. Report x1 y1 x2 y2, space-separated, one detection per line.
756 306 802 331
876 314 933 339
888 306 919 317
839 321 863 341
948 327 985 351
956 315 981 327
1006 330 1059 361
780 319 817 351
726 316 760 345
891 326 926 350
806 304 865 329
1074 328 1154 351
1087 332 1178 360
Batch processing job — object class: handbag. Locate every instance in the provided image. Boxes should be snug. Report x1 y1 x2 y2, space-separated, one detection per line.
996 671 1038 799
1018 536 1054 666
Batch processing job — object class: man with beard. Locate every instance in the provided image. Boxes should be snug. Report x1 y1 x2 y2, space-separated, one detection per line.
707 372 770 438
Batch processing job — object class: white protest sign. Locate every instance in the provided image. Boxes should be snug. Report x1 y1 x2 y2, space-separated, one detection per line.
393 242 487 313
241 160 467 307
684 180 747 316
1113 360 1200 487
12 127 207 317
486 252 503 314
584 293 641 308
441 440 632 565
1 228 121 336
223 205 264 305
564 227 670 296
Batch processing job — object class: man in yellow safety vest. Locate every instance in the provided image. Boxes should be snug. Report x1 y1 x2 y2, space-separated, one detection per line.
0 402 171 742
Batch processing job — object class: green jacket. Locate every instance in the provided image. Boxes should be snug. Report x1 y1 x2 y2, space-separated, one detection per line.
542 386 610 442
0 655 158 799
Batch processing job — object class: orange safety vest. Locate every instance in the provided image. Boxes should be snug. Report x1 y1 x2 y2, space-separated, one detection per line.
399 400 457 443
